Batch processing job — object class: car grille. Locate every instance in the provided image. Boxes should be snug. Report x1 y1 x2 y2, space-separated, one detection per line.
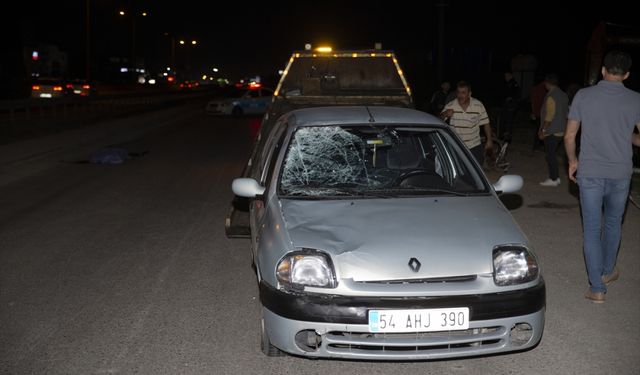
325 326 506 355
356 275 477 285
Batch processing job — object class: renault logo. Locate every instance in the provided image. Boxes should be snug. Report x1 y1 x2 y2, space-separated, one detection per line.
408 258 421 272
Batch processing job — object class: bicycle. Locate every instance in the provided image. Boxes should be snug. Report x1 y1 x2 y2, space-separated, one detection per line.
481 133 510 173
482 109 510 173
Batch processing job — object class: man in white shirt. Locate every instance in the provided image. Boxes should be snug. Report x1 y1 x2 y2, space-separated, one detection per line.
440 81 493 166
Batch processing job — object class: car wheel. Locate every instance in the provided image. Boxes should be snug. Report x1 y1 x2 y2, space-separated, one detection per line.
232 106 244 117
261 317 285 357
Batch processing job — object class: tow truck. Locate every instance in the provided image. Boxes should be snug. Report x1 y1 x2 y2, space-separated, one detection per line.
225 46 414 237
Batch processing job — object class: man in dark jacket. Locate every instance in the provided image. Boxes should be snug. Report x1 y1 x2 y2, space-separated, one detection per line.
427 81 451 116
500 71 520 142
538 74 568 187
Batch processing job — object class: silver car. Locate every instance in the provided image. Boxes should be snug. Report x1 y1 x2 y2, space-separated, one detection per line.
232 106 545 360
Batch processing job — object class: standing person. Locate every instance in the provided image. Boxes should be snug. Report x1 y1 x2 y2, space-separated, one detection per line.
500 71 521 142
530 78 547 152
564 50 640 303
427 81 451 116
530 79 546 124
440 81 493 166
538 74 569 187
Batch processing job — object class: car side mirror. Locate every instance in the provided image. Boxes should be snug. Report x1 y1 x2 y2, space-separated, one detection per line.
232 178 266 198
493 175 523 194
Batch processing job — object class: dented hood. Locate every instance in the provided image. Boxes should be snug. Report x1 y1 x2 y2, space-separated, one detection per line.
280 196 526 281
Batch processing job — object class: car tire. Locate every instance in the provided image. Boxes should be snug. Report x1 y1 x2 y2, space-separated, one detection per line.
232 106 244 117
261 317 285 357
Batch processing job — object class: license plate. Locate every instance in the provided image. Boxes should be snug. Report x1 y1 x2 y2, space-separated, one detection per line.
40 93 52 98
368 308 469 333
73 89 82 94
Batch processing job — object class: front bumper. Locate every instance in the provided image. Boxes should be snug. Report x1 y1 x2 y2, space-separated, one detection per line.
260 281 545 360
260 281 545 324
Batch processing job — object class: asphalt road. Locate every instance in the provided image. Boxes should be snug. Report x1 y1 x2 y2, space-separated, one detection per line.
1 109 639 374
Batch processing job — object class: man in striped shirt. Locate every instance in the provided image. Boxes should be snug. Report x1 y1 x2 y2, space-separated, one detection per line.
440 81 493 166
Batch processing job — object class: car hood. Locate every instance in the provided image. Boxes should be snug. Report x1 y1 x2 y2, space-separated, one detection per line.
280 196 527 281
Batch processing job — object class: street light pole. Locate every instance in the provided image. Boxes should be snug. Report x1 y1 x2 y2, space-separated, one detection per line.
436 0 448 84
119 10 146 70
171 36 176 69
86 0 91 80
131 15 136 68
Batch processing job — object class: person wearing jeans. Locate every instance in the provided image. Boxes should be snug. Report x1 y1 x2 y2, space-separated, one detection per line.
565 51 640 303
578 178 631 295
538 74 568 187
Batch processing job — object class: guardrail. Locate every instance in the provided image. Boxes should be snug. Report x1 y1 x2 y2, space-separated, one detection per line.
0 89 214 144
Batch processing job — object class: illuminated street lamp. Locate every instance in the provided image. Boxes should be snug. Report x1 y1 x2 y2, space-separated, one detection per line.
179 40 185 45
117 9 149 72
191 40 197 45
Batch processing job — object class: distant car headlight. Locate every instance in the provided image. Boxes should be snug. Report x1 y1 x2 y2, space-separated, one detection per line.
276 250 337 289
493 246 539 286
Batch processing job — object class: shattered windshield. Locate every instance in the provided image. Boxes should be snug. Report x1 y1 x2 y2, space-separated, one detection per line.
279 125 488 197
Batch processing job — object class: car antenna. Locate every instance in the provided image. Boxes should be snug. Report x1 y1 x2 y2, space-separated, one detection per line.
365 106 375 123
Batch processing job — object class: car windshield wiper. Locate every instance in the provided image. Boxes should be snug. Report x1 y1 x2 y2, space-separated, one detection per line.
337 188 398 198
382 187 482 197
281 187 397 199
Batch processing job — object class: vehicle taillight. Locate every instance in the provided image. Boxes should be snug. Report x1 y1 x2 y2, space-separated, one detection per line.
53 86 63 91
82 85 90 89
32 85 40 90
66 84 73 89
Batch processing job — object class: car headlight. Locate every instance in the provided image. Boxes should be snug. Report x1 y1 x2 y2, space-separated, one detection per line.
276 250 337 289
493 246 539 286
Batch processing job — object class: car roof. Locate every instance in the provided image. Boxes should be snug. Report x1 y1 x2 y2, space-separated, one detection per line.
284 106 445 128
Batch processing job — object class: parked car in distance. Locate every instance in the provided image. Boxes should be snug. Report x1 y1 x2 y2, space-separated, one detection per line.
205 85 273 116
31 78 66 99
232 106 545 360
179 80 199 90
65 79 95 96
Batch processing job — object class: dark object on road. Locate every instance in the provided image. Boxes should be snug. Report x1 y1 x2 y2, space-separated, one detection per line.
89 148 130 164
64 148 149 165
90 148 148 165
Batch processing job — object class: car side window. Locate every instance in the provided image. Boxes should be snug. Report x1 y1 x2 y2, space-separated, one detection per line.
248 90 260 98
262 127 287 186
254 118 286 182
261 89 274 98
260 125 287 186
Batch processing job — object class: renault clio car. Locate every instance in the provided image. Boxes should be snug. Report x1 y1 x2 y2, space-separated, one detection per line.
232 106 545 360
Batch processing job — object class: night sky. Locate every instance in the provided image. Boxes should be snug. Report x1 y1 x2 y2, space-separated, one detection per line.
14 1 640 102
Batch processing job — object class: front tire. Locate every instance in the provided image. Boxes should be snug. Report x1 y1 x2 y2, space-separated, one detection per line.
232 106 244 117
261 317 285 357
